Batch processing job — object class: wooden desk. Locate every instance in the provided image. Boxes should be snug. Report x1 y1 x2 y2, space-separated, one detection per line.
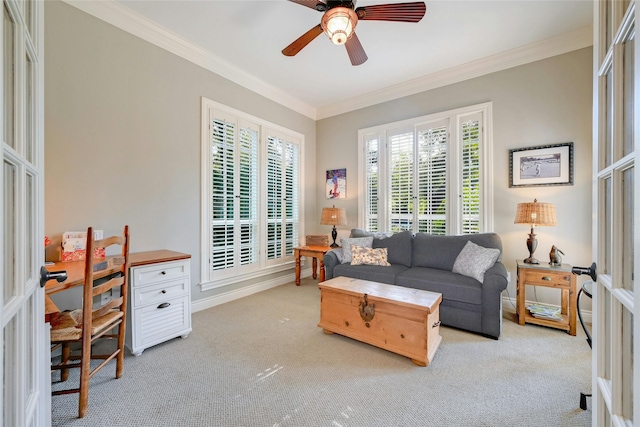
516 260 577 335
293 246 333 286
44 250 191 321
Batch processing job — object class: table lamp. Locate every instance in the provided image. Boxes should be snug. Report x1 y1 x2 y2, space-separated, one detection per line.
514 198 557 264
320 205 347 247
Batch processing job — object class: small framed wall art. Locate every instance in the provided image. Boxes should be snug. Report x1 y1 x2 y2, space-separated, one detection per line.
326 168 346 199
509 142 574 187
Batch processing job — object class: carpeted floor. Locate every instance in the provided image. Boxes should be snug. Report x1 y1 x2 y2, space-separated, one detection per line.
51 278 592 426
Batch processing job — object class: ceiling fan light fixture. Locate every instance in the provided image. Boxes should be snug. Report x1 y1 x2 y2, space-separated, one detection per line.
321 7 358 45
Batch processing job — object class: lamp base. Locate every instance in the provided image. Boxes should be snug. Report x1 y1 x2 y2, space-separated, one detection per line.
330 226 339 247
524 229 539 264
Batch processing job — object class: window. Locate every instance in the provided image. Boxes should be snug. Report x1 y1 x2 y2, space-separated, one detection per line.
358 103 492 234
201 98 303 289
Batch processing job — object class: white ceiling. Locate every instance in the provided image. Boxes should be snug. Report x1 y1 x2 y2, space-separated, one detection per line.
77 0 593 118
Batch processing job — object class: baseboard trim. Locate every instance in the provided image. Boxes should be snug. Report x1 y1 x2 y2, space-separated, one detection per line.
191 268 312 313
502 295 592 325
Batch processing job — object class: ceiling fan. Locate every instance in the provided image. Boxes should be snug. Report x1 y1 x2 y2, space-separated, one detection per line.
282 0 427 66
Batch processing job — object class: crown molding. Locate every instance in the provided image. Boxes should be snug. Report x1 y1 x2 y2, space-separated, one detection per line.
316 26 593 119
63 0 592 122
64 0 318 120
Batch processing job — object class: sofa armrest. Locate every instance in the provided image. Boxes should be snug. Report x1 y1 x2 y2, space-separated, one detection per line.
323 249 342 280
480 260 509 339
483 261 508 292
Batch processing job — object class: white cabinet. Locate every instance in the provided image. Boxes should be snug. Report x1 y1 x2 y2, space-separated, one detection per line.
126 258 192 356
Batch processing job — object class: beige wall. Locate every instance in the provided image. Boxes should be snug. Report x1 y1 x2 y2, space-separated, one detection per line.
44 1 317 303
316 48 594 307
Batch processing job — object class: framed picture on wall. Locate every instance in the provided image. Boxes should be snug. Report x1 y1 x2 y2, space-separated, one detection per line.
326 168 346 199
509 143 574 187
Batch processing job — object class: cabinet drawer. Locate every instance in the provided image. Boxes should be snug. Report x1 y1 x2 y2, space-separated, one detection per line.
133 279 189 308
134 296 190 347
131 260 189 287
523 270 571 286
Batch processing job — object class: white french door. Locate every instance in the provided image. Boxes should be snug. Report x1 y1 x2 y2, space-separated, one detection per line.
593 0 639 425
2 0 48 426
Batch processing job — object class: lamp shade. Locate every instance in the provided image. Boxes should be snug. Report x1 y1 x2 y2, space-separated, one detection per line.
514 199 557 226
320 206 347 226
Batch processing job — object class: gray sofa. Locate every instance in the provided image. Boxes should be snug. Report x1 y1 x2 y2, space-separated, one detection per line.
323 229 508 339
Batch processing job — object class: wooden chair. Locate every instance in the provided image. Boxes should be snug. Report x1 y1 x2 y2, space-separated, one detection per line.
50 226 130 418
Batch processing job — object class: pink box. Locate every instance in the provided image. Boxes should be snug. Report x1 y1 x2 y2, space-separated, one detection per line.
61 230 105 262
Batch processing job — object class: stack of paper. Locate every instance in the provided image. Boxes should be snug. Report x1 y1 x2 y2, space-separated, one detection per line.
527 303 562 321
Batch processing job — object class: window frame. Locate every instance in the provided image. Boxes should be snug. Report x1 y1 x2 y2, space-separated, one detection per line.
200 97 304 291
357 102 493 234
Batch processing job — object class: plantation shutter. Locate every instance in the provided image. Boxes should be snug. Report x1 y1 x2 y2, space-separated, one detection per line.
266 131 300 263
364 133 380 231
238 121 259 265
210 115 236 271
209 111 260 279
284 141 299 257
460 113 482 234
388 128 414 232
416 120 448 235
266 136 283 260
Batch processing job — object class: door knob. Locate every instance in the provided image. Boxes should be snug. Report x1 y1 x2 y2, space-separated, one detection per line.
39 266 67 288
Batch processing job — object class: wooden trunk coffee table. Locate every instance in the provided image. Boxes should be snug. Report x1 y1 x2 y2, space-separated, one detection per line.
318 277 442 366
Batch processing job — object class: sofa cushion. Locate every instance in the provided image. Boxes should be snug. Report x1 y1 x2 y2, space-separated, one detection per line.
350 246 391 266
452 241 500 283
333 264 408 285
395 267 483 306
372 230 413 267
339 236 374 264
411 232 503 270
350 228 393 239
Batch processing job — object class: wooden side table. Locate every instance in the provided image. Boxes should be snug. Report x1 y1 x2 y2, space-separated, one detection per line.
294 246 333 286
516 260 577 335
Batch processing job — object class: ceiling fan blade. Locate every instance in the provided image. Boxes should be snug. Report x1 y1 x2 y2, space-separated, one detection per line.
345 33 368 66
355 2 426 22
282 24 324 56
287 0 326 12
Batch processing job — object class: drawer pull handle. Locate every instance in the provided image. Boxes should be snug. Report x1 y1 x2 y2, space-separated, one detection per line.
161 290 167 294
161 271 166 275
157 302 171 309
433 321 441 328
542 276 552 281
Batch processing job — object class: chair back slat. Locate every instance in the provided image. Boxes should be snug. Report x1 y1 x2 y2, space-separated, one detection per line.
91 277 124 297
92 296 123 319
95 235 126 248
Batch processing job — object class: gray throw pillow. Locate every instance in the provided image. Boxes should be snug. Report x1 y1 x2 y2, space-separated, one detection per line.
350 228 393 239
339 236 374 263
452 240 500 283
328 247 344 264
